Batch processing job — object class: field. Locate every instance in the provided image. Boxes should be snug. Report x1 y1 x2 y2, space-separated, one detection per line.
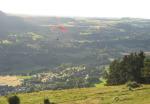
1 85 150 104
0 76 21 86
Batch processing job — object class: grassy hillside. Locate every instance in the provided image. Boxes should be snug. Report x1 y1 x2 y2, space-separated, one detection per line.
1 85 150 104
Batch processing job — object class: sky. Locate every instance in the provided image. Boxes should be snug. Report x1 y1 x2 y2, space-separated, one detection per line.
0 0 150 18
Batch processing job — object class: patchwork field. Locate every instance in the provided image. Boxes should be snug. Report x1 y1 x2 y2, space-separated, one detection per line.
0 76 21 86
1 85 150 104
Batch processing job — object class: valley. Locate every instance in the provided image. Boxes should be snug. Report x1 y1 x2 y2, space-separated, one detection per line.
0 10 150 104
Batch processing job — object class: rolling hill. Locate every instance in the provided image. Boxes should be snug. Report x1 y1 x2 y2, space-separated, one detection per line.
1 11 150 73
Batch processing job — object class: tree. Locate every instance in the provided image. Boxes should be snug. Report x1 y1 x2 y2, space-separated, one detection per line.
106 60 123 85
141 57 150 83
106 51 145 85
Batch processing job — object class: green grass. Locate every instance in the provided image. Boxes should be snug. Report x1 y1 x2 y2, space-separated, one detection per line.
16 76 33 80
95 78 107 88
1 85 150 104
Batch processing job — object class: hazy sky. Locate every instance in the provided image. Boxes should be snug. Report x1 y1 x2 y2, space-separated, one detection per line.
0 0 150 18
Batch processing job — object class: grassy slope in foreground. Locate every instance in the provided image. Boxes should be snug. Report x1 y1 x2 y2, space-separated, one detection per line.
0 85 150 104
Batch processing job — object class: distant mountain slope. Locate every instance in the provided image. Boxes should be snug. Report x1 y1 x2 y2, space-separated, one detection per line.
1 11 150 74
0 11 36 38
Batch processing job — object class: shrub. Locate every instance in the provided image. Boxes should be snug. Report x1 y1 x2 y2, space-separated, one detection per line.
126 81 141 90
7 95 20 104
44 98 51 104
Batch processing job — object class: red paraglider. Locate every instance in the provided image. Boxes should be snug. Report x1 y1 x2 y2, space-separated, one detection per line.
57 25 68 33
50 25 68 33
49 17 68 41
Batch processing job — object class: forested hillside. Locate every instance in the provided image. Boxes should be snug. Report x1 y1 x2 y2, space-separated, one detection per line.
1 11 150 74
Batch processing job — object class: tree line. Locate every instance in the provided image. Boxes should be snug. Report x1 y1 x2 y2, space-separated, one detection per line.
105 51 150 85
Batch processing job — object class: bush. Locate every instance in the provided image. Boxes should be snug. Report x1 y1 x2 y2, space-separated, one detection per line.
44 98 51 104
126 81 141 90
7 95 20 104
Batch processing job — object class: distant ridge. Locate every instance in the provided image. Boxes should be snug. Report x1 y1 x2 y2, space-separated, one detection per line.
0 11 36 38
